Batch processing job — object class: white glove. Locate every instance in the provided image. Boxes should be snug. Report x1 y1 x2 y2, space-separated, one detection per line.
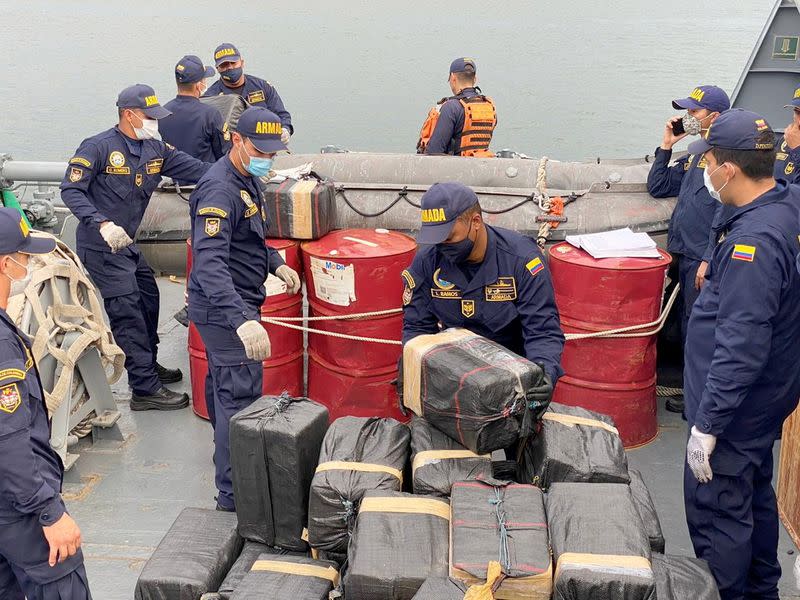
99 222 133 253
275 265 301 295
236 320 271 361
687 426 717 483
281 129 291 144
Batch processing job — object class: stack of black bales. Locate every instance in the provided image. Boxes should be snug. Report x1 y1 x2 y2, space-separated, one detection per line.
547 482 656 599
652 553 721 600
307 417 410 553
410 577 468 599
450 480 552 599
345 490 450 599
135 508 242 600
409 417 492 497
629 469 666 554
519 402 629 488
216 542 307 600
229 394 329 551
230 555 340 600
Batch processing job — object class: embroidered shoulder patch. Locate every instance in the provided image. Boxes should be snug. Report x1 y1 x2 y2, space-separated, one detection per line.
69 156 92 168
204 218 221 237
732 244 756 262
198 207 228 218
401 269 416 290
526 257 545 277
69 167 83 182
0 384 21 414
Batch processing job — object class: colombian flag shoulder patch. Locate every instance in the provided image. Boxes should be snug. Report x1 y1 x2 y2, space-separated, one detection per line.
526 257 545 277
732 244 756 262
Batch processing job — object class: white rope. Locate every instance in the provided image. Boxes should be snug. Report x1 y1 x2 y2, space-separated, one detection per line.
261 283 680 346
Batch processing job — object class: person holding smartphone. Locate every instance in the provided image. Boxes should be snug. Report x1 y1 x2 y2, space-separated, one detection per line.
773 86 800 184
646 85 730 414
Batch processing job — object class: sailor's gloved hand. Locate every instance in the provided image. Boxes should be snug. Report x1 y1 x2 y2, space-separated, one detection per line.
99 222 133 253
281 129 291 144
687 426 717 483
236 320 271 361
527 363 554 420
275 265 301 295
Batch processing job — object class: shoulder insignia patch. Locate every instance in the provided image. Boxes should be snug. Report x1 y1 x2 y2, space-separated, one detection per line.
732 244 756 262
461 299 475 318
204 218 221 237
401 269 416 290
69 156 92 168
697 155 708 169
240 190 253 205
402 284 413 306
247 90 266 104
69 167 83 182
526 257 545 277
108 151 126 168
777 152 788 161
0 384 21 414
198 207 228 218
0 368 25 383
135 173 143 187
786 162 795 176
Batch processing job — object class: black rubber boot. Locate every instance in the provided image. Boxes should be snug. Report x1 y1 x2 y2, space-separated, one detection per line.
130 386 190 411
173 305 189 327
665 396 685 414
156 362 183 384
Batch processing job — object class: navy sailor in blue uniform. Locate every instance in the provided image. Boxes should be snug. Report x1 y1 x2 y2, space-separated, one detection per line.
772 86 800 184
0 208 92 599
401 182 564 415
205 43 293 143
60 84 211 412
682 109 800 600
187 107 301 511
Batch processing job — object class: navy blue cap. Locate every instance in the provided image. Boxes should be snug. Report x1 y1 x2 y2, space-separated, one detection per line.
116 84 171 119
175 55 215 84
688 109 775 155
449 57 476 75
784 86 800 109
417 182 479 244
672 85 730 113
235 107 287 153
214 43 241 67
0 208 55 255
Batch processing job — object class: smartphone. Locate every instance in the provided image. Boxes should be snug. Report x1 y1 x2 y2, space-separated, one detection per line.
671 118 685 136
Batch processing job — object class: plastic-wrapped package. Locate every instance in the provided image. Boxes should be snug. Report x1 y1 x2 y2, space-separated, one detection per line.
403 329 545 454
628 469 666 554
259 176 337 239
652 553 720 600
217 541 307 600
230 555 339 600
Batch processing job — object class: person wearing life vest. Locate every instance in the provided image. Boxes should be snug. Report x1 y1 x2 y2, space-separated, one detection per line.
417 58 497 157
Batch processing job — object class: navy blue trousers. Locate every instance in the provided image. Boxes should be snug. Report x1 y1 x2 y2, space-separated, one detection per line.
677 254 702 345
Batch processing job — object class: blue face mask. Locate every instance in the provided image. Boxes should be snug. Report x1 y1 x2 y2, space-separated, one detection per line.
238 142 273 177
221 66 243 84
438 232 475 264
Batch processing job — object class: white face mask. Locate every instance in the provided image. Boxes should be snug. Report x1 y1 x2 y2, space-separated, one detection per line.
683 112 714 136
5 256 32 296
129 113 161 141
703 163 729 202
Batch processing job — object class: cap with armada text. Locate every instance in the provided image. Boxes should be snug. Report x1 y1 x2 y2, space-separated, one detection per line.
0 207 56 255
784 86 800 109
672 85 730 113
416 182 479 245
116 84 172 119
236 107 288 153
175 55 216 84
449 57 476 75
214 43 241 67
687 109 775 155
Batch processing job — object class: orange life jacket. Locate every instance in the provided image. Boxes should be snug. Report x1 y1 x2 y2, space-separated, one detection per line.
416 94 497 157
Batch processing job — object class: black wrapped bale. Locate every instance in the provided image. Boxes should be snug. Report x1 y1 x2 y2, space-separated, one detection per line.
519 402 629 488
230 394 329 550
547 482 655 600
230 555 339 600
345 491 451 600
628 469 666 554
411 577 468 599
200 95 247 134
259 176 337 239
450 481 552 599
135 508 243 600
410 417 492 497
217 541 308 600
307 416 410 553
652 553 720 600
403 329 545 454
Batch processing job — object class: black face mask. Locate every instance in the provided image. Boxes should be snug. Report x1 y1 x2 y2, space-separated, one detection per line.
438 227 475 264
221 66 243 84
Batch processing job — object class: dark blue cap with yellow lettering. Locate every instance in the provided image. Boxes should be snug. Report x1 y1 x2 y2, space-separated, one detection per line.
449 57 476 76
784 86 800 109
672 85 730 113
417 182 479 245
116 84 171 119
236 107 287 153
688 109 775 154
0 208 55 255
175 55 215 84
214 43 241 67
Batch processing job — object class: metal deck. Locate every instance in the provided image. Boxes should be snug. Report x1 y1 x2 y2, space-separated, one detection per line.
63 276 800 599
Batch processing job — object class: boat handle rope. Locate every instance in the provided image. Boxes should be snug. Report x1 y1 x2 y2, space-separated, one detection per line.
260 283 680 346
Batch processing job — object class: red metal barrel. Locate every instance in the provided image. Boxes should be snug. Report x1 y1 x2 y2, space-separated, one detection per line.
301 229 416 421
548 242 671 447
187 238 304 419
